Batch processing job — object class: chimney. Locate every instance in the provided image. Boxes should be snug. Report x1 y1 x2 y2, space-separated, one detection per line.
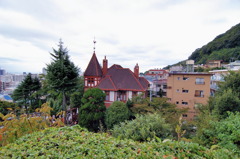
102 56 108 75
134 63 139 78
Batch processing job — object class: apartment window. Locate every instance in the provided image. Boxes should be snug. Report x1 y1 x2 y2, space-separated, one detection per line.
195 90 204 97
182 114 188 117
163 85 167 89
176 89 180 92
177 77 180 80
196 78 205 84
183 77 189 80
176 101 179 104
182 90 189 93
182 101 188 105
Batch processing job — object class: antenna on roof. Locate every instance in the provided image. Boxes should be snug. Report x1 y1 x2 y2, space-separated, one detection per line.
93 37 96 53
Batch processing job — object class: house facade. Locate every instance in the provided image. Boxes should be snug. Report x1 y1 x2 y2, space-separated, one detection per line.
206 60 223 68
167 72 212 120
144 69 168 97
84 53 149 107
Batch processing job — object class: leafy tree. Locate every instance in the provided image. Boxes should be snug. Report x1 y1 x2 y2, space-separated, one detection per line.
211 71 240 118
70 76 84 108
0 101 18 116
0 102 64 146
78 88 106 132
46 40 79 122
12 73 41 114
105 101 130 129
157 88 163 97
218 71 240 94
195 112 240 155
112 113 172 141
213 89 240 118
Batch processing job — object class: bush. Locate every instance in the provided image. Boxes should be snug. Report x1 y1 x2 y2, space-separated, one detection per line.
105 101 130 129
0 125 237 158
0 103 64 146
112 113 172 141
195 112 240 155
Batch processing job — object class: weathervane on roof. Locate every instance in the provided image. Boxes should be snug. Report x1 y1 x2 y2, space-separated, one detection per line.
93 37 96 53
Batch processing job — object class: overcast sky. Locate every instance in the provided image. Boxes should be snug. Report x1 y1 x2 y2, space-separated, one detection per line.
0 0 239 74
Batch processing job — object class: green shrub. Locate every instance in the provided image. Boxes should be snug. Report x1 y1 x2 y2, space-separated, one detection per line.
0 125 237 158
105 101 130 129
112 113 172 141
195 112 240 155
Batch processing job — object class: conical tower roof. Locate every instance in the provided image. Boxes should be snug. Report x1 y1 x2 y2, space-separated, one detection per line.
84 53 103 76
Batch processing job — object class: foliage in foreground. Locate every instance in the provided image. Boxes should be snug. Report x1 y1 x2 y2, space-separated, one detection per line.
0 125 237 159
0 103 64 146
195 112 240 155
112 113 172 141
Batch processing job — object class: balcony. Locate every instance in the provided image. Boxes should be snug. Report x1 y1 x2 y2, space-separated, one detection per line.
194 94 204 97
195 82 205 85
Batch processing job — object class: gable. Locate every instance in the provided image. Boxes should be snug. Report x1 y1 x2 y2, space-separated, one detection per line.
97 76 117 90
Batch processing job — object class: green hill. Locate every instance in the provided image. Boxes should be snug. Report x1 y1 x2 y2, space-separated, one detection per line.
188 23 240 64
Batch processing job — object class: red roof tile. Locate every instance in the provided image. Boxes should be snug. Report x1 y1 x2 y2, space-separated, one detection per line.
97 65 149 91
139 77 149 89
97 75 117 90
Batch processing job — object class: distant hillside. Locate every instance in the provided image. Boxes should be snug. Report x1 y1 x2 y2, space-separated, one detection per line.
188 23 240 64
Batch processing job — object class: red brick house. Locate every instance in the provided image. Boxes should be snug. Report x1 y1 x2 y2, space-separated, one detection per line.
84 53 149 107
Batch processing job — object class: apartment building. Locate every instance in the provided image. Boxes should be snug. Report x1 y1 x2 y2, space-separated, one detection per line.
167 72 212 120
144 69 168 97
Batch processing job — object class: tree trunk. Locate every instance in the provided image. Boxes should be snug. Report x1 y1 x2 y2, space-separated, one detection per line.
62 91 67 125
24 97 29 117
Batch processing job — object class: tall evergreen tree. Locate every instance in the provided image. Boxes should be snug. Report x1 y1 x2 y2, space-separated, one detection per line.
78 88 106 132
46 39 79 122
12 73 41 114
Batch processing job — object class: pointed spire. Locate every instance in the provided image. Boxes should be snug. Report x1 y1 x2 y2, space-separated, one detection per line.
93 37 96 53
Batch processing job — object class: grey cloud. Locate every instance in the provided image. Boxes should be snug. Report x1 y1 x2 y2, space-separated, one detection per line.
0 57 23 63
0 0 62 21
0 24 58 50
0 24 57 41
